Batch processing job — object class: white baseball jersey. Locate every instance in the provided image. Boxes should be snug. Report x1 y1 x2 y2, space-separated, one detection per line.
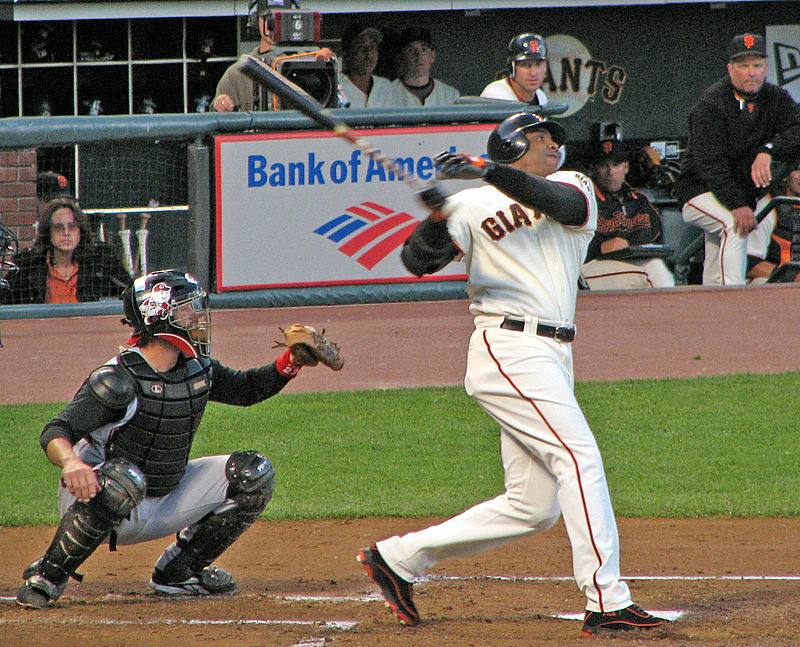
338 73 395 109
480 77 549 107
390 77 460 106
445 170 597 321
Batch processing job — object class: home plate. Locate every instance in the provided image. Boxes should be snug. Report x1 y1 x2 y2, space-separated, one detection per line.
554 610 685 622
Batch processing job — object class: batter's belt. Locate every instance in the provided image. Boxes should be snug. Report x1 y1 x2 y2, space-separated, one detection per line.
475 314 576 342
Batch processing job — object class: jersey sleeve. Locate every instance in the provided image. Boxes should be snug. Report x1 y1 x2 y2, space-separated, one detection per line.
547 170 598 232
209 359 292 406
39 377 129 452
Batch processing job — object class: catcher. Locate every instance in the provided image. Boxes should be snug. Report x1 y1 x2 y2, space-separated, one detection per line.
16 268 342 609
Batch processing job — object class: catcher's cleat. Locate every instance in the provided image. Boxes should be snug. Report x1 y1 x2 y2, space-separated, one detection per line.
357 545 419 627
150 565 237 596
581 603 668 636
16 560 68 609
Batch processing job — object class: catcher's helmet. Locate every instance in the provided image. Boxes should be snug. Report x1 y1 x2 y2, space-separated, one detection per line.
506 33 548 73
487 112 566 163
123 269 211 358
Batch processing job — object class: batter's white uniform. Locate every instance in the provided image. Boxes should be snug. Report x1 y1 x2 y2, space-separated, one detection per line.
378 170 634 613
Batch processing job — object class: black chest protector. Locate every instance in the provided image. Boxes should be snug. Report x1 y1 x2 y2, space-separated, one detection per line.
107 351 213 497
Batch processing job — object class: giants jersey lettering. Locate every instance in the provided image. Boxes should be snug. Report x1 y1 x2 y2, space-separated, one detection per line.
445 170 596 321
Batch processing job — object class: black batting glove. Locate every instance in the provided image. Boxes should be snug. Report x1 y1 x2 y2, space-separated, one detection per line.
417 184 448 211
434 152 495 180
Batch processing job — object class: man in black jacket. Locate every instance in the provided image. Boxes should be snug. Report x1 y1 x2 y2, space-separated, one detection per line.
673 33 800 285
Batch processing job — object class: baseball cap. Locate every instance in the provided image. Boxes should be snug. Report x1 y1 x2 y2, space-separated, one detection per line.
341 23 383 53
36 171 71 201
590 139 628 165
727 33 766 60
398 27 433 51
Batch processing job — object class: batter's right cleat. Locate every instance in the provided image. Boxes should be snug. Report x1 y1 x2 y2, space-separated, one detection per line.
357 545 419 627
581 603 668 636
149 565 237 596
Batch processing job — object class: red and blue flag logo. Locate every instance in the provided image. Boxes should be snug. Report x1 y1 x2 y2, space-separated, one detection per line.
314 202 420 270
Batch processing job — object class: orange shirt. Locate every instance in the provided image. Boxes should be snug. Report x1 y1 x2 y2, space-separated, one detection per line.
46 259 79 303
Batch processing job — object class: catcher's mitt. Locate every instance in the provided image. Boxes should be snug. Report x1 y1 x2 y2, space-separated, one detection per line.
274 324 344 371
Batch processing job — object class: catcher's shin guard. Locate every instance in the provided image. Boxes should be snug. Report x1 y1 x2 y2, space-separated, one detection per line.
153 451 274 584
17 459 146 609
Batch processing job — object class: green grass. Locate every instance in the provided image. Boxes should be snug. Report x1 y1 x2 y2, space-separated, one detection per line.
2 373 799 526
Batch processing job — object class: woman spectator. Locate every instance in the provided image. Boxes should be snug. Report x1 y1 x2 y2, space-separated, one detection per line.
4 197 131 304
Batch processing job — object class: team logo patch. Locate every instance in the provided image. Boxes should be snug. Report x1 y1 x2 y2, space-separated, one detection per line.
314 201 419 270
743 34 756 49
139 282 172 324
528 41 539 54
602 141 614 154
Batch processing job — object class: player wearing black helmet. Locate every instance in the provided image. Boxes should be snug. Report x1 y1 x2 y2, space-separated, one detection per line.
481 33 550 107
16 268 341 609
359 114 668 636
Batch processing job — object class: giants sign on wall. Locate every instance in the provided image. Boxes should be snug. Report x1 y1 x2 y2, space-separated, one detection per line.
214 124 493 291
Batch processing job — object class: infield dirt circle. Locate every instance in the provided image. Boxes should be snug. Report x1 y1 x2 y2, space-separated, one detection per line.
2 286 799 646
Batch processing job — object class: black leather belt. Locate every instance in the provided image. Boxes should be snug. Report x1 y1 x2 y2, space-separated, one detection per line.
500 317 576 343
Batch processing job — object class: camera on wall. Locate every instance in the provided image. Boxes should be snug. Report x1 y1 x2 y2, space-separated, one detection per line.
247 0 338 109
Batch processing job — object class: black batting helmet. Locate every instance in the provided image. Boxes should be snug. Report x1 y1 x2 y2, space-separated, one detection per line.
506 33 548 74
123 269 211 358
487 112 566 163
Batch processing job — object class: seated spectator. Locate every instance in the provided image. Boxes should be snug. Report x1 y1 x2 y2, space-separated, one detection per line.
390 27 459 107
338 23 394 109
3 197 131 304
480 33 549 106
212 0 335 112
581 139 676 290
747 158 800 283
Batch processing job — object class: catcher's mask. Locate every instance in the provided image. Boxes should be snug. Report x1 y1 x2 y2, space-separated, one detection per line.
487 112 566 164
123 269 211 358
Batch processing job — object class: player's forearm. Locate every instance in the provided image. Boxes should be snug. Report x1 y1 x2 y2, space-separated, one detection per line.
45 436 82 470
484 164 586 225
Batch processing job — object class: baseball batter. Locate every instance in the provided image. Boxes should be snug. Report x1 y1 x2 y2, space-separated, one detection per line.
358 113 667 636
16 269 342 609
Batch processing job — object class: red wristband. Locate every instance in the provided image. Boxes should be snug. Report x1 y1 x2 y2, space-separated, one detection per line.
275 349 302 377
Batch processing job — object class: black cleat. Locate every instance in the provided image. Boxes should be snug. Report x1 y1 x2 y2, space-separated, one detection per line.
357 545 419 626
582 603 668 636
150 565 237 596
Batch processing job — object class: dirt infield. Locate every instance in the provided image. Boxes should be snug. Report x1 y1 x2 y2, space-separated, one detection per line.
2 285 800 646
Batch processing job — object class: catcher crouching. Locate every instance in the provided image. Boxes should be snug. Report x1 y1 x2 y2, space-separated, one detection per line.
16 269 343 609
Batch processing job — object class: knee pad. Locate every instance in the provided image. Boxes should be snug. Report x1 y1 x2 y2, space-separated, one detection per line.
94 458 147 521
225 450 275 512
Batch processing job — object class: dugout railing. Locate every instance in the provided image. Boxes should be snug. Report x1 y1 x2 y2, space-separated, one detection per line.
0 102 561 320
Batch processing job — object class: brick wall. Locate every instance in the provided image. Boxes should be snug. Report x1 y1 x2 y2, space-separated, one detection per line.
0 149 38 248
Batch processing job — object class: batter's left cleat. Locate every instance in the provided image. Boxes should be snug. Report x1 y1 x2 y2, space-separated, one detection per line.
357 545 419 626
150 565 237 596
581 604 668 636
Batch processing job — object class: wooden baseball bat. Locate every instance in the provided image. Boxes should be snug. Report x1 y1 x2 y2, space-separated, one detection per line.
117 213 134 276
137 212 151 276
236 54 435 195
